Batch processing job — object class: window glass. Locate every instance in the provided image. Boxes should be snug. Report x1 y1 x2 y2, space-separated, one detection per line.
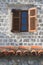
21 11 28 31
22 12 27 17
22 18 27 24
21 25 27 31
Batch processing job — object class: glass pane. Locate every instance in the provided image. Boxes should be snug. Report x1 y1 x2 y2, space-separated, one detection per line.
22 12 27 17
22 17 27 24
21 25 27 31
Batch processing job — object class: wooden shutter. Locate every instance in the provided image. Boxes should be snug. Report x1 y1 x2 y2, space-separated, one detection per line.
11 9 20 32
28 8 37 32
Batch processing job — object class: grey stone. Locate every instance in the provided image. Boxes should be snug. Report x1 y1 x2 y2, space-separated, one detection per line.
23 39 29 42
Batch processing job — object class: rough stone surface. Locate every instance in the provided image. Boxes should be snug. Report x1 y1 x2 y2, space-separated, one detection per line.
0 0 43 46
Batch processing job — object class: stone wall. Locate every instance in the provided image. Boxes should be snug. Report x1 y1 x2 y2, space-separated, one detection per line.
0 0 43 46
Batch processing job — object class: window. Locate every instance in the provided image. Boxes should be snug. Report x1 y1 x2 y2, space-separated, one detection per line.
11 7 37 32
